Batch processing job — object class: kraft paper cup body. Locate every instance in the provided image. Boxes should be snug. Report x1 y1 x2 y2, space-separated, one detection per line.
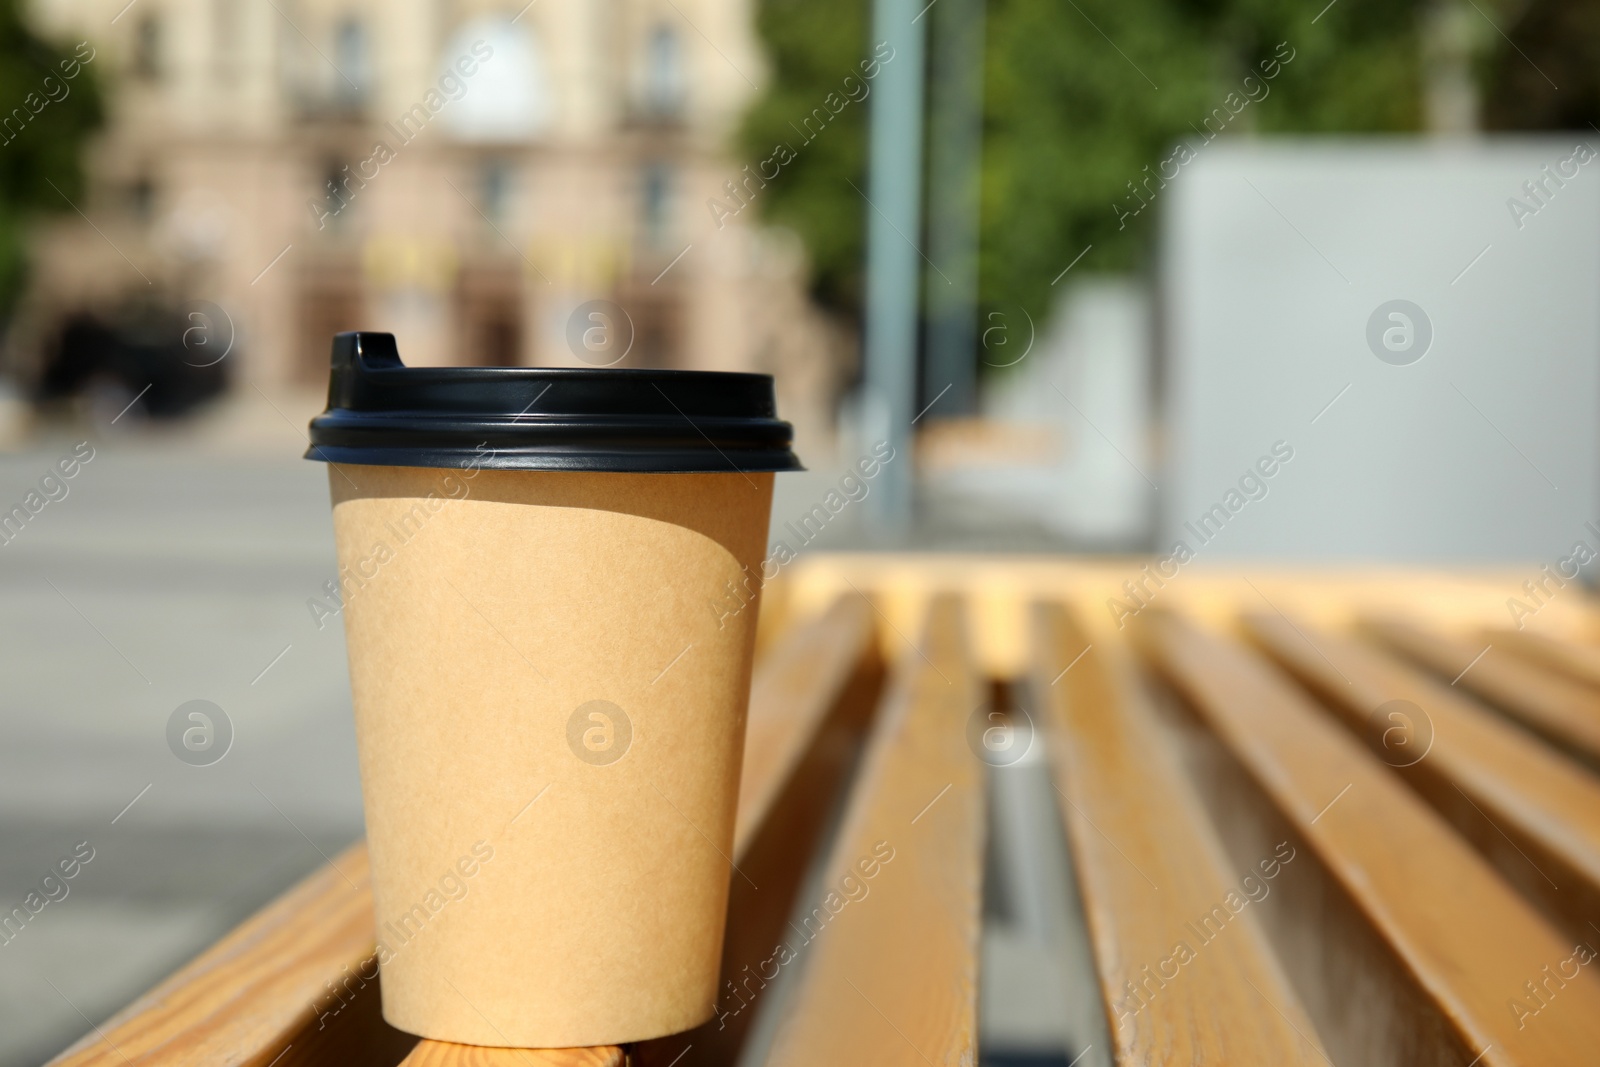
329 463 773 1047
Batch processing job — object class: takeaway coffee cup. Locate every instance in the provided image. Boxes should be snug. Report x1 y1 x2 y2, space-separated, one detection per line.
306 332 799 1047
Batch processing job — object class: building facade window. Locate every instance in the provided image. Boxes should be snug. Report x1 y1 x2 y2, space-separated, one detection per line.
641 25 684 120
477 159 514 224
316 160 356 230
213 0 240 83
333 17 372 108
132 14 161 81
127 175 156 223
640 161 673 248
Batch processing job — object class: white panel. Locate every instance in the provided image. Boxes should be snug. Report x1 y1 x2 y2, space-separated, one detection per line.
1161 139 1600 563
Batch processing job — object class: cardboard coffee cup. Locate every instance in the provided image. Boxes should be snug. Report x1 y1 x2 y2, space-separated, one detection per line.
307 333 799 1047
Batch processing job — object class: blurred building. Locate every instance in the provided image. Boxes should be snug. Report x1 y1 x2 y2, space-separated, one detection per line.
10 0 849 447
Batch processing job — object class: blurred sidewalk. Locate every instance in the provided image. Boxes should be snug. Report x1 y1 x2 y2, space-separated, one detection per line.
0 426 362 1065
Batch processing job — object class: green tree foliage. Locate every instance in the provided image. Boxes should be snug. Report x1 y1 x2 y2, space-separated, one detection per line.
739 0 1427 326
738 0 872 315
983 0 1425 319
0 0 103 319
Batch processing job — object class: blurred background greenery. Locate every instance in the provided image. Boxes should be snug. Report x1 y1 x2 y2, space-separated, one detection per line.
0 0 100 319
739 0 1592 333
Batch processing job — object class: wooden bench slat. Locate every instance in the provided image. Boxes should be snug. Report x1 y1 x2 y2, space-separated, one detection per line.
732 595 881 857
1363 615 1600 768
45 842 417 1067
632 595 885 1067
1034 605 1328 1064
760 595 985 1067
1146 612 1600 1067
1484 626 1600 692
49 596 882 1067
1245 611 1600 945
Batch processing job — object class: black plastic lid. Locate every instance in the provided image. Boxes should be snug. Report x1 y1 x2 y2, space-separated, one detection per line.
305 332 802 473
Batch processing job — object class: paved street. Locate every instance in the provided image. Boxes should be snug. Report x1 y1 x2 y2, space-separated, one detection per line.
0 434 366 1065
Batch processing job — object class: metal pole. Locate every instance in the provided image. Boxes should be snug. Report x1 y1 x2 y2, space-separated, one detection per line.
862 0 925 536
923 0 985 419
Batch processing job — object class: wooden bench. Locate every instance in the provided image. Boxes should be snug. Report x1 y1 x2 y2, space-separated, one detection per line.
1361 614 1600 769
45 559 1600 1066
1034 605 1327 1064
1246 610 1600 949
1148 611 1600 1066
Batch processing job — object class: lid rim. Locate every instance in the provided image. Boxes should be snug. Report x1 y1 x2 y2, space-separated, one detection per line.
305 444 803 474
